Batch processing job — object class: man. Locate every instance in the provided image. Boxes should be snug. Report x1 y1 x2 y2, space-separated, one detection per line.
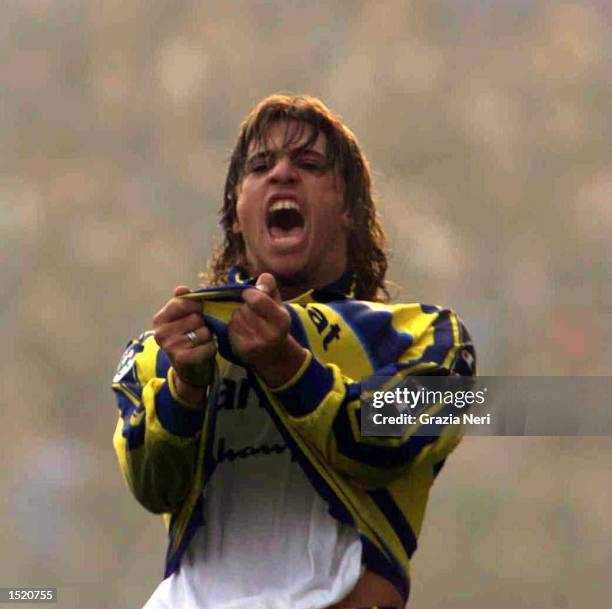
112 95 476 609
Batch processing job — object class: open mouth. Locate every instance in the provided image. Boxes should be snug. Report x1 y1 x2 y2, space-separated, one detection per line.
266 200 305 241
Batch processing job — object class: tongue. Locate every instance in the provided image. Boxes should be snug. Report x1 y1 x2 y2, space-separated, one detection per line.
269 225 303 240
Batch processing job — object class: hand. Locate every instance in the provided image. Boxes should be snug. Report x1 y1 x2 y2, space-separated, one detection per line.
153 286 216 404
228 273 307 388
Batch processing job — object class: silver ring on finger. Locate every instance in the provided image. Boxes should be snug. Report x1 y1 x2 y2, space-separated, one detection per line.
186 330 201 347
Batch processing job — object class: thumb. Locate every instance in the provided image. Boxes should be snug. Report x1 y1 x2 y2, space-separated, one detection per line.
255 273 281 302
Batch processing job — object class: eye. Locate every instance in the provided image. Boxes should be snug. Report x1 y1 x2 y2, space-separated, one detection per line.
247 157 271 174
250 162 269 173
296 156 325 172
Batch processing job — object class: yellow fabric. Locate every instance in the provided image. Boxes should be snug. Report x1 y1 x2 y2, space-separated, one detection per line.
111 290 475 600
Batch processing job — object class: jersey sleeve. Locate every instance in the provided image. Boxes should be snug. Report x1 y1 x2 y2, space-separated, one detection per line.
262 305 476 489
111 331 208 514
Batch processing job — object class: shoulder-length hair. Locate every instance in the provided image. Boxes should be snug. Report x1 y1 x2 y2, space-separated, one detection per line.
206 94 389 302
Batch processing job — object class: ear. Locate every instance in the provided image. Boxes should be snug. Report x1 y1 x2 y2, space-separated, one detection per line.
232 217 241 234
341 208 353 229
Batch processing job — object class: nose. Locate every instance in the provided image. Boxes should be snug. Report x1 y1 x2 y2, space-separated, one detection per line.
268 154 298 184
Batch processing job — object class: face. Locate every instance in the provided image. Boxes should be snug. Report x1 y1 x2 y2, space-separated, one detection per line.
232 120 352 296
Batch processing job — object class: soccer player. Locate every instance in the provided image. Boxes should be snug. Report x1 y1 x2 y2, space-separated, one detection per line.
112 94 476 609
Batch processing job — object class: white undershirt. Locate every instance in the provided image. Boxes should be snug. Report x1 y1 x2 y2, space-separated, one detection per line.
143 365 362 609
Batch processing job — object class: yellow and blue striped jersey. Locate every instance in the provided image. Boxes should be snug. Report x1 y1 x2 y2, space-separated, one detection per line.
111 268 476 603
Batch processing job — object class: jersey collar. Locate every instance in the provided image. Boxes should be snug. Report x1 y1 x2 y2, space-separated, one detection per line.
227 266 355 301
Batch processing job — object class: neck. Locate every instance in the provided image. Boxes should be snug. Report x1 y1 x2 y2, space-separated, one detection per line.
275 268 350 301
274 274 316 300
277 283 310 300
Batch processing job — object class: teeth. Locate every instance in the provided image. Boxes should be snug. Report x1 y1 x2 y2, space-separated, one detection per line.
269 200 300 213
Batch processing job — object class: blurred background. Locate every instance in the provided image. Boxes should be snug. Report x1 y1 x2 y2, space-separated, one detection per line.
1 1 611 607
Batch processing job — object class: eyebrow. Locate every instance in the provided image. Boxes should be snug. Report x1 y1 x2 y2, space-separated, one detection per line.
246 147 326 166
245 151 271 165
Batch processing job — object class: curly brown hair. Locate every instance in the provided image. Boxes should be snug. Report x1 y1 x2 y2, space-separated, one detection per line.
206 94 389 302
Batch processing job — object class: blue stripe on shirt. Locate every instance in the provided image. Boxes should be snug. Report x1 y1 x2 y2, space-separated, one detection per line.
155 383 206 437
274 356 334 417
327 302 414 370
115 392 146 449
418 310 454 366
332 399 441 468
156 349 171 378
366 488 418 558
286 304 311 349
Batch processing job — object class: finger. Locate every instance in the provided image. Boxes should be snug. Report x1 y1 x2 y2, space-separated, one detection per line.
229 307 254 338
255 273 281 303
154 296 202 326
182 325 214 348
174 285 192 297
154 313 209 347
242 286 284 321
156 312 208 338
236 302 276 341
229 309 266 355
242 292 290 332
174 341 217 367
